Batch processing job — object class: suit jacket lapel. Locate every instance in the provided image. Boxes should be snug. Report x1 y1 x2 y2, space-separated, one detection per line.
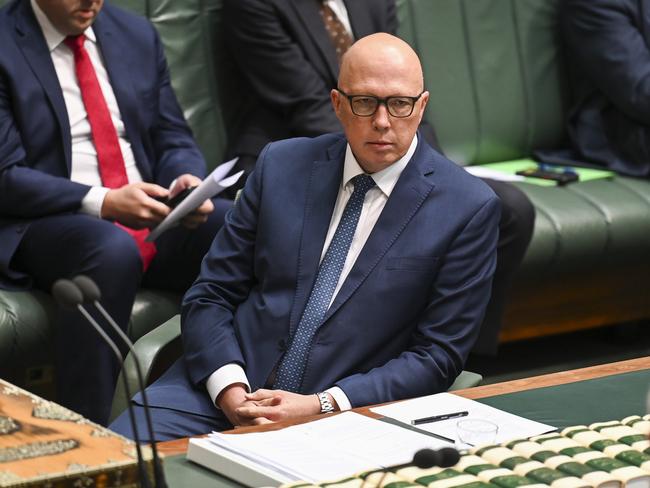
288 139 346 334
639 0 650 48
323 141 437 322
290 0 339 82
14 1 72 173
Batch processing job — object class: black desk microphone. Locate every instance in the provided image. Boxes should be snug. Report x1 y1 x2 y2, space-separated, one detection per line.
362 447 460 488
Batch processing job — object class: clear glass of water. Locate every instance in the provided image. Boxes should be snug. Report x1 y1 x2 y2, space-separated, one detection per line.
456 418 499 448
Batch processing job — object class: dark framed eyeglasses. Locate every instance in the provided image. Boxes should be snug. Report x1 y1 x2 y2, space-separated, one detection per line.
336 88 424 118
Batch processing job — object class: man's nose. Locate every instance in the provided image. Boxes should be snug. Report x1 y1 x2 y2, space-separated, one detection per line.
372 103 391 130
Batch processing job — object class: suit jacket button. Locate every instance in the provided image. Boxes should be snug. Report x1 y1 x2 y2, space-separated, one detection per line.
278 339 286 351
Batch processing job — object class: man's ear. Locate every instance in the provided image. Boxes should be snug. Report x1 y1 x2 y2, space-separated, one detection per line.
331 89 342 118
419 91 430 112
416 91 430 122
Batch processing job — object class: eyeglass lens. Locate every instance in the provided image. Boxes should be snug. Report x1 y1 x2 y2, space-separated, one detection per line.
351 96 415 117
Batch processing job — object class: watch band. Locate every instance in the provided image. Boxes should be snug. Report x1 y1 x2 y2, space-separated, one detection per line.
316 391 335 414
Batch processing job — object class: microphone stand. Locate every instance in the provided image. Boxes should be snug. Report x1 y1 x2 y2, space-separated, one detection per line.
51 280 152 488
72 275 167 488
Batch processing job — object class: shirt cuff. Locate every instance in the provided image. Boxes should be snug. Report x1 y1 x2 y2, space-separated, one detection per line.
206 363 251 408
326 386 351 411
80 186 110 218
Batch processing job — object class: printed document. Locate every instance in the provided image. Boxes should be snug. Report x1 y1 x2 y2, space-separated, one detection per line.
147 158 242 241
371 392 555 445
187 412 452 486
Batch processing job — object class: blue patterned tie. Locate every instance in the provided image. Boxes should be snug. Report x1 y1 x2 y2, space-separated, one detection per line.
274 174 376 392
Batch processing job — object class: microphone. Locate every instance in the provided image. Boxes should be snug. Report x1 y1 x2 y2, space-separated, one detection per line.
362 447 460 488
388 447 460 471
72 275 167 488
51 279 153 488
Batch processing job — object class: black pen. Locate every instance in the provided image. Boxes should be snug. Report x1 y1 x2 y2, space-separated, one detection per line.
411 410 469 426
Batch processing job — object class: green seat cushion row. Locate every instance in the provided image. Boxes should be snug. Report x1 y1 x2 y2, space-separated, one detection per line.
512 178 650 276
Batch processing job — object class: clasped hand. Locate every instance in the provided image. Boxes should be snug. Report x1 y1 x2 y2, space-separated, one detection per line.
101 174 213 229
218 385 325 427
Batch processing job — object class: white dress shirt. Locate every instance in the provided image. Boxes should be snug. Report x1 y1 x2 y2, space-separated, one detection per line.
206 135 419 411
325 0 354 38
31 0 142 217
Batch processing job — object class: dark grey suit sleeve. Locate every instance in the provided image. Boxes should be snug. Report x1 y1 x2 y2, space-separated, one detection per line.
563 0 650 124
223 0 341 136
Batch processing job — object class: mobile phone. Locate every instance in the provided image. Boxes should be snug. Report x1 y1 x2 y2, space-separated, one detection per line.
515 165 579 185
164 186 197 208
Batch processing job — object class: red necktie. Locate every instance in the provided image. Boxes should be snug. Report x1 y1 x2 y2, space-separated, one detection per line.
65 35 156 271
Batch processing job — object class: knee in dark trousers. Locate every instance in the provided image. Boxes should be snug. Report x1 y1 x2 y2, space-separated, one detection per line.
13 215 145 424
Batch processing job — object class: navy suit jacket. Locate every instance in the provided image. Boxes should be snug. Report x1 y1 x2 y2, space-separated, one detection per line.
143 134 499 417
0 0 206 288
562 0 650 177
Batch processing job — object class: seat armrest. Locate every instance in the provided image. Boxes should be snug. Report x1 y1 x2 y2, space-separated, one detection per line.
109 315 182 422
449 370 483 391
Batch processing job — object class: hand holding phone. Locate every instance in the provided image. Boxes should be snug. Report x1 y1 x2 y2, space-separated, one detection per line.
155 186 197 208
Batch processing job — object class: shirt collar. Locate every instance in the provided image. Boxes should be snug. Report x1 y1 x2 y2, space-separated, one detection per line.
342 134 418 197
30 0 97 52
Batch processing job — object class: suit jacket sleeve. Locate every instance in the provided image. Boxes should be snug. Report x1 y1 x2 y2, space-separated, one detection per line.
180 144 267 384
223 0 343 137
335 195 500 407
0 73 90 218
563 0 650 124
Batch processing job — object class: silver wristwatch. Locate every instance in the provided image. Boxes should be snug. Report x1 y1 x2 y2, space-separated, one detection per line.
316 391 335 414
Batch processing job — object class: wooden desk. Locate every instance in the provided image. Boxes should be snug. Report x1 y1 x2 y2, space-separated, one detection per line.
158 356 650 457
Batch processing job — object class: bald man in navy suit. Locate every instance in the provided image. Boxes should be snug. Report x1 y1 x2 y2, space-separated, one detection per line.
111 33 500 441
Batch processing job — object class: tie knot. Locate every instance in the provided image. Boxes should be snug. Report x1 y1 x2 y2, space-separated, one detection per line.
351 174 375 197
64 34 86 53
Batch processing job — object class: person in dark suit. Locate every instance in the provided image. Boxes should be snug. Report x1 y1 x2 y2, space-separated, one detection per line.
0 0 229 424
561 0 650 177
110 33 500 441
221 0 535 355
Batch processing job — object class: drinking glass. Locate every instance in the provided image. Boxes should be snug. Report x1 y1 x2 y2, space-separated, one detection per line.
456 418 498 448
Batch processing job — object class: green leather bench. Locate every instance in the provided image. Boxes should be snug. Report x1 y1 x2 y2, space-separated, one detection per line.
1 0 649 401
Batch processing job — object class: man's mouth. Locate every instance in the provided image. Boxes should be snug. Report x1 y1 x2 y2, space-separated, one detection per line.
76 8 96 20
368 141 393 148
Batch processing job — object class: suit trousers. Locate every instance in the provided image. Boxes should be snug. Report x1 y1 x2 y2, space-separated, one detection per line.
475 179 535 354
109 358 231 441
11 198 231 425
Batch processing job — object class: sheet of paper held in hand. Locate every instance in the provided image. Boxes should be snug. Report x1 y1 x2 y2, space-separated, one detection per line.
146 158 243 241
371 392 556 444
204 412 451 483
